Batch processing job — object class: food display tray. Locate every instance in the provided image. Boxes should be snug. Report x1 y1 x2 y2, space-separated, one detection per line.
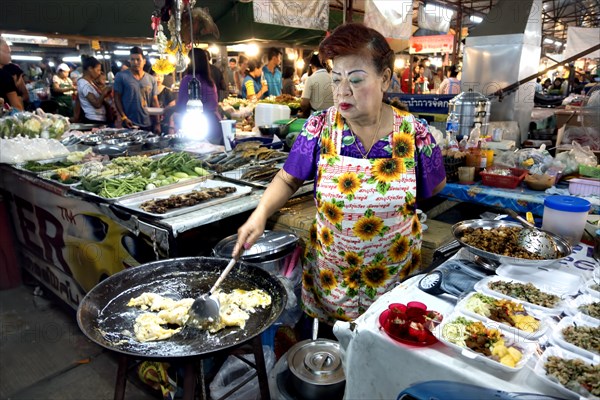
563 294 600 324
455 292 550 340
433 312 536 373
550 315 599 362
219 164 282 189
474 276 565 316
37 170 82 188
114 178 252 219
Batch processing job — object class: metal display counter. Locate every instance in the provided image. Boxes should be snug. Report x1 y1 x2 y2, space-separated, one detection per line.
0 163 311 309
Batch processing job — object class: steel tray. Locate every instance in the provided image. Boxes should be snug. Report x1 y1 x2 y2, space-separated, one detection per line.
452 219 572 267
115 178 252 218
219 163 282 189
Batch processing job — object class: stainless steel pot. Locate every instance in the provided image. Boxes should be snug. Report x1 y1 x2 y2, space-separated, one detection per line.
213 230 299 275
449 89 491 138
287 339 345 400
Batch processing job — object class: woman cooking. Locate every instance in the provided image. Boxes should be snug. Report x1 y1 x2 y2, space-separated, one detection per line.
233 23 446 325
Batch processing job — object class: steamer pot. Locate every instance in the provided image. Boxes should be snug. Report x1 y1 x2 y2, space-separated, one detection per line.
449 89 491 138
287 339 346 400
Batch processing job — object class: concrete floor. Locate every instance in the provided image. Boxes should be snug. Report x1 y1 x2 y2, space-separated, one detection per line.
0 281 153 400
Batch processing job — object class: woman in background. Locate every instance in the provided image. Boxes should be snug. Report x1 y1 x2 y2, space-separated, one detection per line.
77 55 111 124
240 60 268 101
281 66 298 96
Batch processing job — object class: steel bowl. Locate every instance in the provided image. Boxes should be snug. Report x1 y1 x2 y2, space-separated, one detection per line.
258 125 287 139
452 219 572 267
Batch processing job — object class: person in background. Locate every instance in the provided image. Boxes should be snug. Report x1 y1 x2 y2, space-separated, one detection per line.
235 55 248 94
51 63 75 117
281 66 298 97
534 77 543 93
77 55 111 124
155 73 176 134
227 57 238 95
299 53 333 117
114 46 160 132
175 48 221 144
233 23 446 328
542 78 552 93
438 65 461 95
3 63 29 107
206 51 226 101
432 68 444 94
69 65 83 85
262 47 282 97
0 38 24 111
387 70 402 94
241 60 268 101
547 77 564 95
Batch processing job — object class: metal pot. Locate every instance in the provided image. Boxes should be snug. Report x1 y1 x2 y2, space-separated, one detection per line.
449 89 491 138
287 339 346 400
213 230 299 275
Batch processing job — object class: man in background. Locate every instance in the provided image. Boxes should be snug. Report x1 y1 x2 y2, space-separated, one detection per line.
114 46 160 132
262 47 282 97
438 65 461 95
299 53 333 117
0 38 24 110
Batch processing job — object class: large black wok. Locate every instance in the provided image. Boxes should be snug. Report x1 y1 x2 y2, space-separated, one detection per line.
77 257 287 358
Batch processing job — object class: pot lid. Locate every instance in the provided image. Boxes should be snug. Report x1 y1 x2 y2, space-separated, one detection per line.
287 339 345 385
449 89 490 105
214 230 298 262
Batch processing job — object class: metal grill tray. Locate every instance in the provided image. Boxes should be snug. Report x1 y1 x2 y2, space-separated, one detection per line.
115 178 252 219
219 163 282 189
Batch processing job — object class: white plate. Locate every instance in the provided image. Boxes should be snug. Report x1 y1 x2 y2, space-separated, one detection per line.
433 312 536 373
495 264 583 297
474 276 565 316
455 292 549 340
533 346 599 400
564 294 600 324
550 315 599 362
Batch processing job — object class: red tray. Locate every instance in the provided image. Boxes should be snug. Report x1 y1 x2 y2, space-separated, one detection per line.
480 167 527 189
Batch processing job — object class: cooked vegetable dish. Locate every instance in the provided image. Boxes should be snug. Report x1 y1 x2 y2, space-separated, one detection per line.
460 226 545 260
561 325 600 354
544 356 599 396
578 302 600 319
488 280 560 308
464 293 540 332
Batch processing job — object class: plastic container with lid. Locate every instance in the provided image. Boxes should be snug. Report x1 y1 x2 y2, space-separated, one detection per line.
541 195 591 246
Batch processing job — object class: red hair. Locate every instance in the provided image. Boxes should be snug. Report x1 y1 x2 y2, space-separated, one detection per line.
318 23 394 75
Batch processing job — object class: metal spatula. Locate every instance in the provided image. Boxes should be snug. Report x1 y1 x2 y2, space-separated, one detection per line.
186 257 239 329
505 209 558 259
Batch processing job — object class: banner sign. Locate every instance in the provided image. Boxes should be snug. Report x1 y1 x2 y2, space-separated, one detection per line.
409 34 454 54
253 0 329 31
385 93 455 115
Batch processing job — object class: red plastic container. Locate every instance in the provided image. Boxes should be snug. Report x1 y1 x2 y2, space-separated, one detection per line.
480 167 527 189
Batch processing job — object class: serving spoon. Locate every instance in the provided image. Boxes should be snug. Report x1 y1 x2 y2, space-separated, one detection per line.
505 209 558 259
186 256 239 329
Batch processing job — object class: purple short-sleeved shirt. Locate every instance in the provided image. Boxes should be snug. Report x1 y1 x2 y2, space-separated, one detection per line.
283 107 446 200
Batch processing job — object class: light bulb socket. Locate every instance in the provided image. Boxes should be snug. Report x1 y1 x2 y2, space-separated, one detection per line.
188 77 201 100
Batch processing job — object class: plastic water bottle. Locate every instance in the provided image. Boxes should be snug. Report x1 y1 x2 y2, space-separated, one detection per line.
445 111 459 142
466 123 481 150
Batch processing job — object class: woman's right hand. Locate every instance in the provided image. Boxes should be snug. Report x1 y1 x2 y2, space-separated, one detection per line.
232 211 268 259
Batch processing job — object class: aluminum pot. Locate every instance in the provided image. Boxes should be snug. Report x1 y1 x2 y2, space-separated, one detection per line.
213 230 299 275
449 89 491 138
287 339 346 400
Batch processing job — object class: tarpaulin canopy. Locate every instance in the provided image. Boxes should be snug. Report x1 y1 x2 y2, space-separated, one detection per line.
0 0 356 47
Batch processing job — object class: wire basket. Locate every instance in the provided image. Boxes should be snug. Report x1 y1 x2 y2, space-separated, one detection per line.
443 155 465 183
480 167 527 189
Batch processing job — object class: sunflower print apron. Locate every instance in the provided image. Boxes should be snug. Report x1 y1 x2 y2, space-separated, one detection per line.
302 108 423 323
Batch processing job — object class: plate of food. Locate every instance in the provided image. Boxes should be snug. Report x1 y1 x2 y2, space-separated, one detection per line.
550 315 599 362
563 294 600 324
585 278 600 298
474 276 564 316
456 292 549 339
434 313 535 373
533 346 599 399
378 302 443 347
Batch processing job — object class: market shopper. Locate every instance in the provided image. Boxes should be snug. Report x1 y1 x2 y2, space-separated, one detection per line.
438 65 461 95
3 63 29 107
233 23 446 324
51 63 75 117
175 48 222 144
114 46 160 132
76 55 111 124
0 38 24 111
281 66 298 97
234 55 248 94
299 53 334 117
262 47 282 97
240 60 268 101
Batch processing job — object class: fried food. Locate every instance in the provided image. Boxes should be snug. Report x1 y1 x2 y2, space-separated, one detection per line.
127 289 271 342
460 226 545 260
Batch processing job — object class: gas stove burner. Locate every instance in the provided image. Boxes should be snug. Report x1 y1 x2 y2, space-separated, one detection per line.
418 259 494 297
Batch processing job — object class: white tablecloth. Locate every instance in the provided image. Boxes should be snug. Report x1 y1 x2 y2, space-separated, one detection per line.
334 243 598 400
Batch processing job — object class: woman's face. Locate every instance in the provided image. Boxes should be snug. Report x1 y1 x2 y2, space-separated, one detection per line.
156 74 164 85
58 69 69 79
250 67 261 78
88 64 102 79
331 54 389 123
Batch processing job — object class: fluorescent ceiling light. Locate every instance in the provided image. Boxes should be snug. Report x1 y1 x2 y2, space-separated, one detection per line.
2 33 47 41
62 56 82 63
114 50 130 56
11 55 43 61
470 15 483 23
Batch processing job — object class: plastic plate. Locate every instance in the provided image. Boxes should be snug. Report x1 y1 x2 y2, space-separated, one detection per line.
550 315 599 363
563 294 600 324
378 309 438 347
